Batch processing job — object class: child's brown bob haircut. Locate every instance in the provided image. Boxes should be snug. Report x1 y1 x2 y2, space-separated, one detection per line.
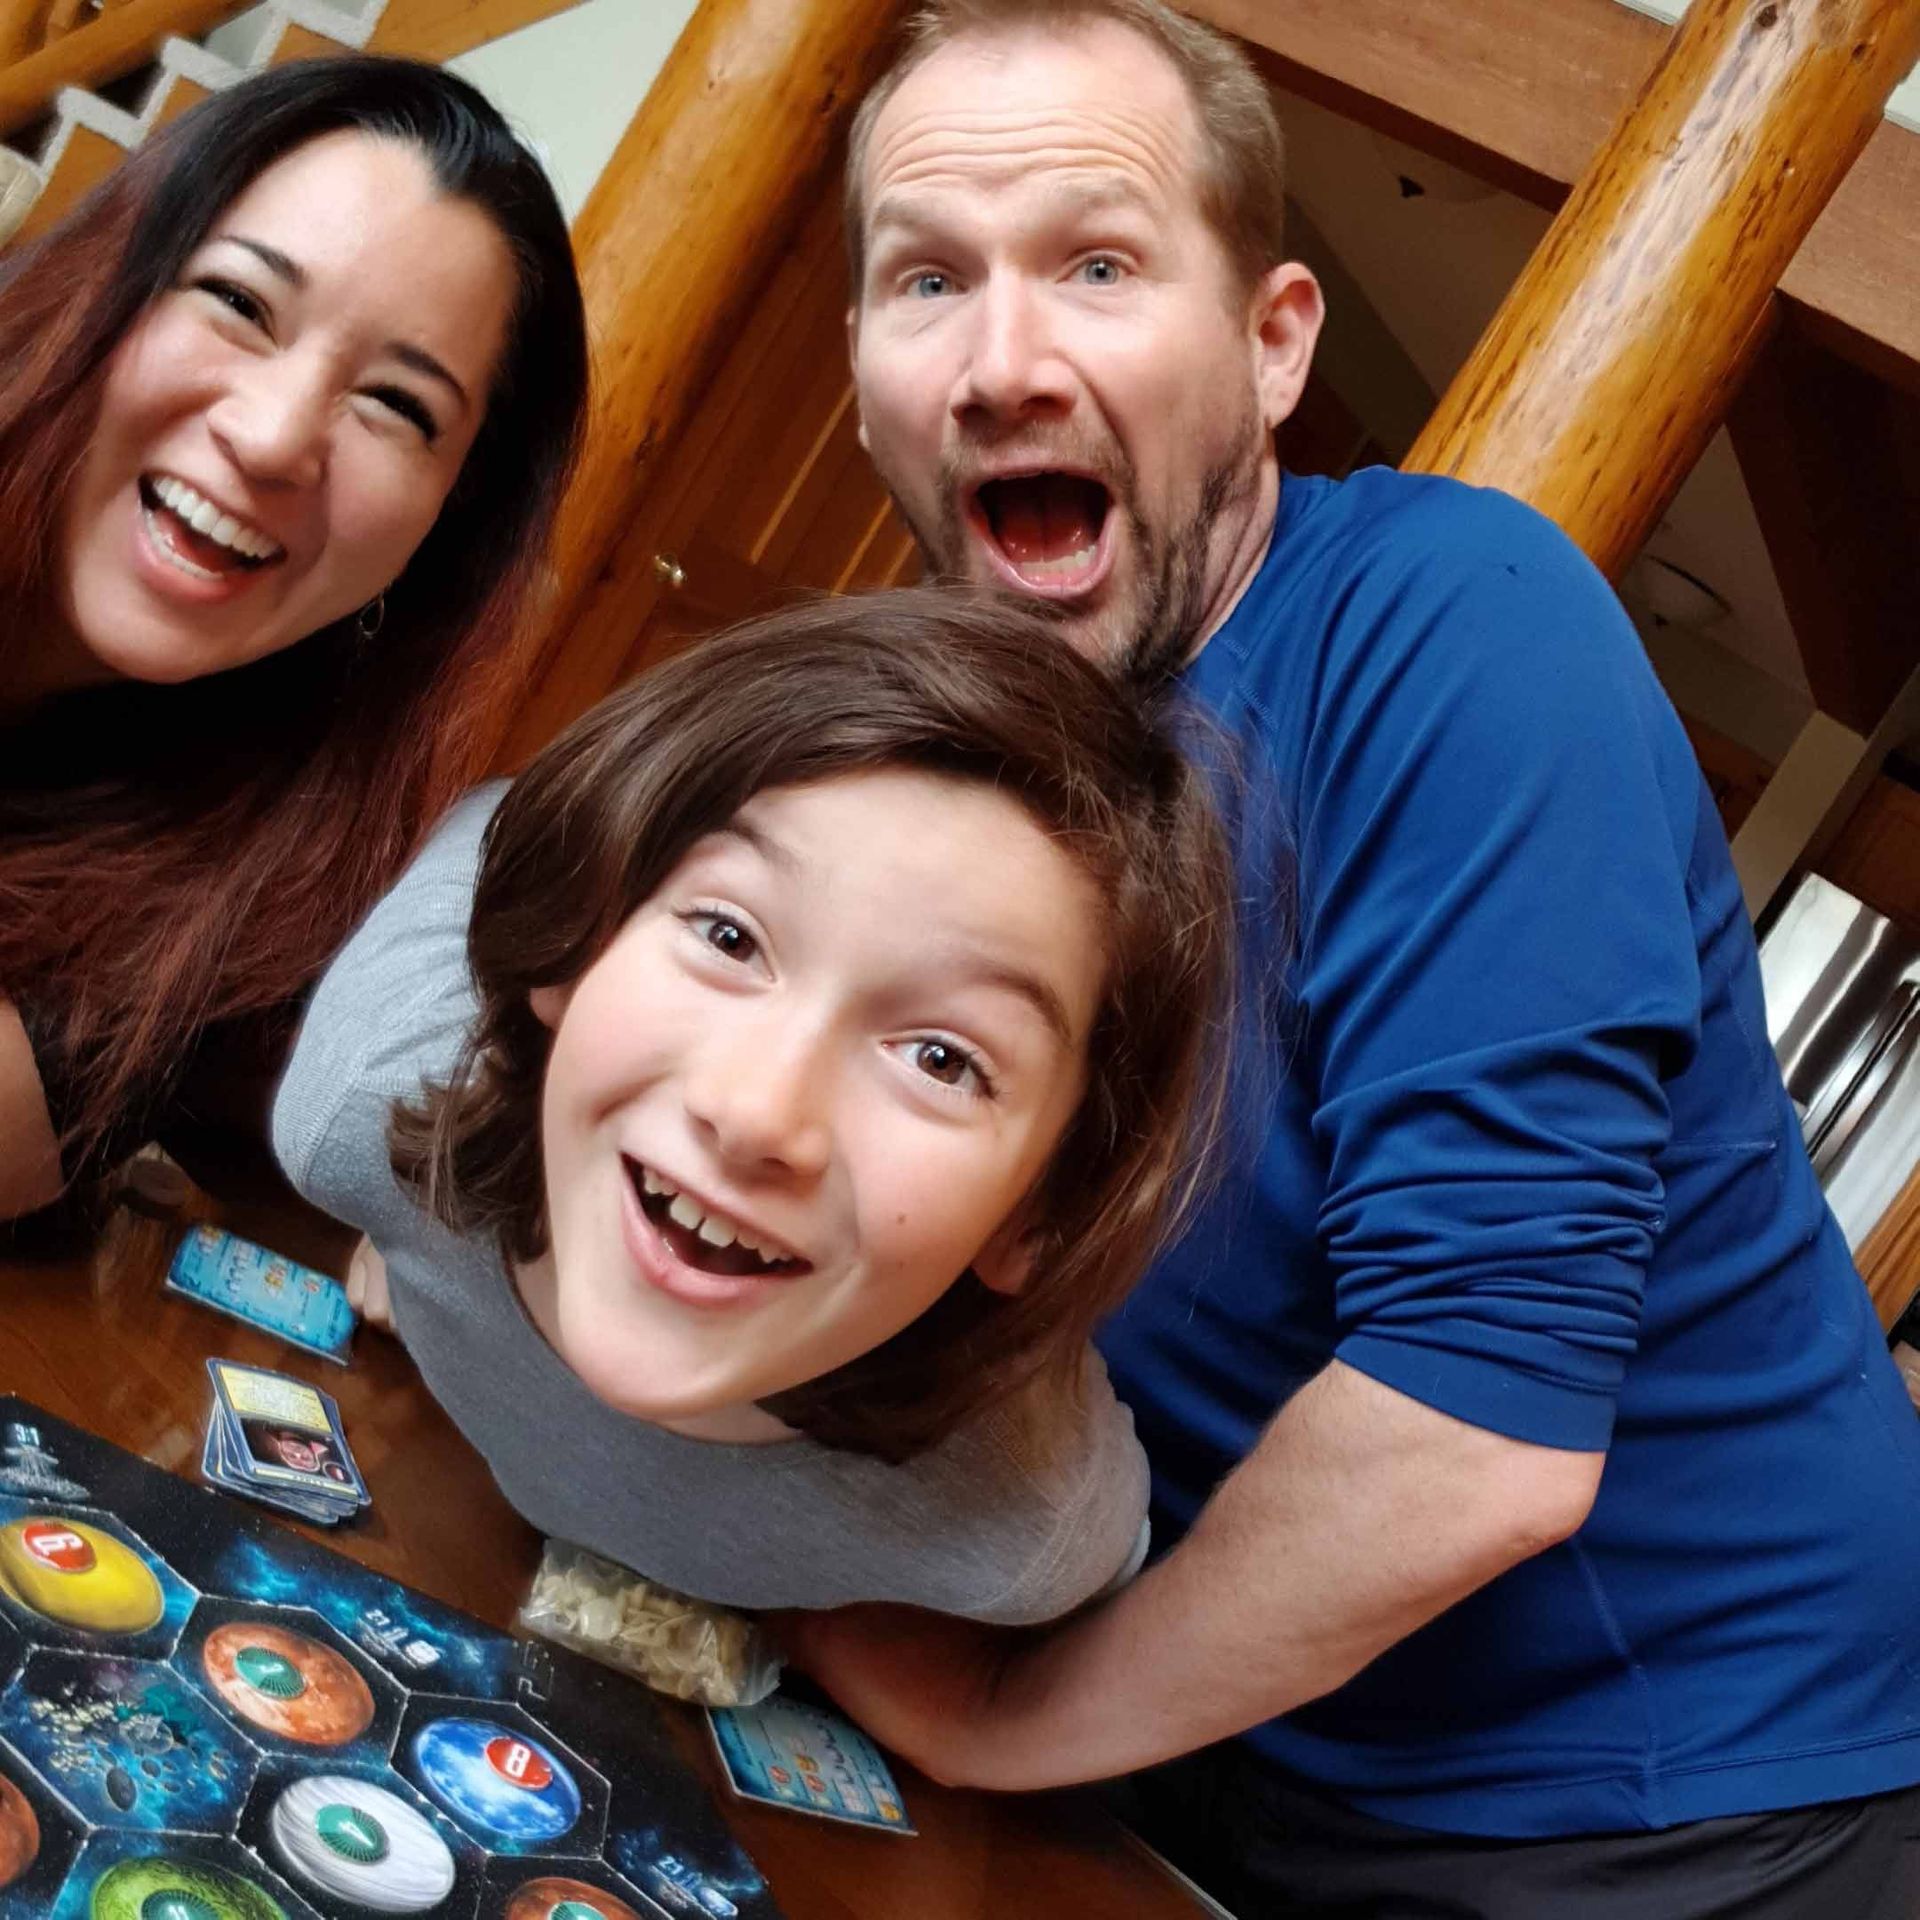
392 588 1232 1461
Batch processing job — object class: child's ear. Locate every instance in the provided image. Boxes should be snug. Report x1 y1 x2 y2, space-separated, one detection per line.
972 1214 1038 1298
528 982 574 1031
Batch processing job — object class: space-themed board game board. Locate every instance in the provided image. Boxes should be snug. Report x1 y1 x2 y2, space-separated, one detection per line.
0 1398 783 1919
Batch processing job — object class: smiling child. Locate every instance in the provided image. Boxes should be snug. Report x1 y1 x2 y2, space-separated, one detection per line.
273 590 1230 1622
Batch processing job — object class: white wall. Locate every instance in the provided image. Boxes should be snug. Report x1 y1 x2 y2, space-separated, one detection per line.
448 0 702 222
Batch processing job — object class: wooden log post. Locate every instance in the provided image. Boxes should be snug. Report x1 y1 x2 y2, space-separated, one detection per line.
1401 0 1920 578
493 0 904 765
0 0 240 136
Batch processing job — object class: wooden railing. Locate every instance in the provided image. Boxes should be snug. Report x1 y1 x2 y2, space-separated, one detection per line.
0 0 588 247
1401 0 1920 574
0 0 150 71
0 1 240 123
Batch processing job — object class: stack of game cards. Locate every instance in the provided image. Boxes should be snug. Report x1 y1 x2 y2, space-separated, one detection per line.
201 1358 369 1526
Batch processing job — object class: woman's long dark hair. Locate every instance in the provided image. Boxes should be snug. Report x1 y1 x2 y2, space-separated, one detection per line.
0 56 589 1167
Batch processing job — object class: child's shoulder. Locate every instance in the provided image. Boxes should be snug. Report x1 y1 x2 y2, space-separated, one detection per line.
271 784 503 1225
896 1353 1149 1626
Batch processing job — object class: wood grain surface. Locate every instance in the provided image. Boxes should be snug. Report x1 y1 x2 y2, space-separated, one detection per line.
490 0 906 769
501 187 918 761
1400 0 1920 577
0 1196 1212 1920
1727 326 1920 735
1187 0 1920 395
1856 1157 1920 1329
0 0 588 139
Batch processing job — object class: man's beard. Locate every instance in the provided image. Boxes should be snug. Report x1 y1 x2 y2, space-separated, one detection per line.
878 405 1266 692
1115 449 1261 689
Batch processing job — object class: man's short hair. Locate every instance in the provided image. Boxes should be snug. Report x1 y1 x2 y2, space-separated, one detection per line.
844 0 1287 297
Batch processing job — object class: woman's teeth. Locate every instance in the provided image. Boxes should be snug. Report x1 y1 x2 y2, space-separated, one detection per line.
143 475 283 566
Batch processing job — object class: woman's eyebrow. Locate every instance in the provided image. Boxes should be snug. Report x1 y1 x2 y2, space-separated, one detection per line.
219 234 305 286
387 341 470 412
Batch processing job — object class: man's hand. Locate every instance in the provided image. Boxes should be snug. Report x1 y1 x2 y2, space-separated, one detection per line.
780 1606 1022 1785
345 1235 394 1333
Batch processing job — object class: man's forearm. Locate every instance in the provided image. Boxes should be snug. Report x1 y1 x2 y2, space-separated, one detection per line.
918 1361 1603 1790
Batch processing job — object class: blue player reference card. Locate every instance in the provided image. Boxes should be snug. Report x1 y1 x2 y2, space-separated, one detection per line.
708 1697 916 1834
165 1225 356 1364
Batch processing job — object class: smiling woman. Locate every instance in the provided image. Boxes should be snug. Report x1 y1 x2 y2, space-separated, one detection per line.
0 56 588 1213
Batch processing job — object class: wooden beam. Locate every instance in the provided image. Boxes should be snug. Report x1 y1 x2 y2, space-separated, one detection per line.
0 0 237 136
1186 0 1920 396
367 0 584 65
0 2 51 70
1396 0 1920 580
491 0 905 765
0 0 588 141
1196 0 1666 209
1728 326 1920 735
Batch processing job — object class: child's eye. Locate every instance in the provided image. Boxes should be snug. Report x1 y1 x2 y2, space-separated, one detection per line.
191 276 269 328
907 1038 992 1096
685 911 758 964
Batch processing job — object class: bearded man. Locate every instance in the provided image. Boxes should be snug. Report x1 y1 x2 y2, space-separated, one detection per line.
792 4 1920 1914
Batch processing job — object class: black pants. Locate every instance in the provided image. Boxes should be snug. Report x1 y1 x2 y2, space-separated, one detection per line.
1117 1748 1920 1919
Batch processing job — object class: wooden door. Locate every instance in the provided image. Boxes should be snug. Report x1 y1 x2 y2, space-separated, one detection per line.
504 186 916 763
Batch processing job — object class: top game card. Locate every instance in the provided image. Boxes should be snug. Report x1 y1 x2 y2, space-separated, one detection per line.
204 1360 365 1506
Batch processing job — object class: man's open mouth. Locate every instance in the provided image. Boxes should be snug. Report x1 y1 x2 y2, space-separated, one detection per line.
972 472 1112 594
624 1158 808 1281
139 474 285 580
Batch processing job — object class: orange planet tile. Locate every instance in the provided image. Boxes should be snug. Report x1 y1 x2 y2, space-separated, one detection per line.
0 1773 37 1890
503 1876 648 1920
201 1621 376 1746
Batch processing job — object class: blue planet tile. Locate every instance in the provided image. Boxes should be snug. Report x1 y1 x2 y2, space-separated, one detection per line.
410 1718 581 1845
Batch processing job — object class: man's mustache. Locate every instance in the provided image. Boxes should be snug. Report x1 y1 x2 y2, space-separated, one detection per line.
938 436 1133 505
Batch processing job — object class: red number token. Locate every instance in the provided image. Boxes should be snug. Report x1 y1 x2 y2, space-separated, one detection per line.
484 1736 553 1791
21 1523 94 1572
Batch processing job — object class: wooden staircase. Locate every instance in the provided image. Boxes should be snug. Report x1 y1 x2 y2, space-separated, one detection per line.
0 0 581 247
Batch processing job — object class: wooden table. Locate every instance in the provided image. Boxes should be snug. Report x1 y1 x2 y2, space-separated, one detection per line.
0 1192 1218 1920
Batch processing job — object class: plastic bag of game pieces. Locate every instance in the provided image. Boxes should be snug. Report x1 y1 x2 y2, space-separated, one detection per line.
520 1540 783 1708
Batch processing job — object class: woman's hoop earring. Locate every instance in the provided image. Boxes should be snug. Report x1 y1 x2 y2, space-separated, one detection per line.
355 594 387 641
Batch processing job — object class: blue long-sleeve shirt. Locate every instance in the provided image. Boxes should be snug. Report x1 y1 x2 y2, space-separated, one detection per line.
1098 469 1920 1839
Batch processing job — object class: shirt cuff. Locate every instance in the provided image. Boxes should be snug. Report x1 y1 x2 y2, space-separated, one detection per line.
1336 1330 1621 1452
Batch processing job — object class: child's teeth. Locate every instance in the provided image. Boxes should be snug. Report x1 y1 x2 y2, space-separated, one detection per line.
641 1168 788 1265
